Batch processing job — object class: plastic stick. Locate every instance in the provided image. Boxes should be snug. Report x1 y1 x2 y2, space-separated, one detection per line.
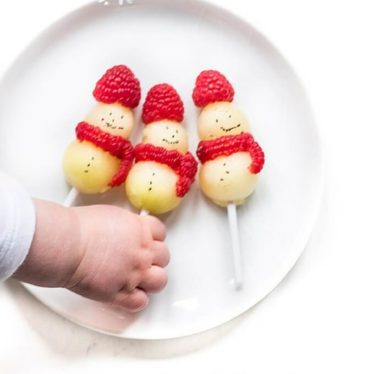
227 202 243 289
140 209 149 216
63 188 79 207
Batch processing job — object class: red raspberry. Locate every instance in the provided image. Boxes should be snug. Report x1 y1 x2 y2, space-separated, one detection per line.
93 65 141 109
192 70 235 108
249 141 265 174
142 84 184 124
134 143 197 197
197 133 264 174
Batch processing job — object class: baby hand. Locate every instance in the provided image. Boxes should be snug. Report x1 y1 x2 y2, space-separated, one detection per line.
14 200 169 313
67 205 169 312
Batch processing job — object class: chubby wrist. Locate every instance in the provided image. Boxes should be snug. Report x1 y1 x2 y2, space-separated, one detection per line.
13 199 83 288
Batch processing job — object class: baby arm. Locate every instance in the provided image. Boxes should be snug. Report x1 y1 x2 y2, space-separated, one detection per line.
13 200 169 312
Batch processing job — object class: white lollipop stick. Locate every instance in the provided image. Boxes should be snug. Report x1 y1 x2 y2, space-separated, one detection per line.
140 209 149 216
63 188 79 207
227 202 243 290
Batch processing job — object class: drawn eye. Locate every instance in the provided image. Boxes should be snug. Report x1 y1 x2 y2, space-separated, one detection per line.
166 126 169 130
176 130 179 134
109 113 112 116
101 118 104 121
121 115 124 119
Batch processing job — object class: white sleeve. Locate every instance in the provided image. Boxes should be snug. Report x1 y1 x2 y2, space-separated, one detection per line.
0 171 36 281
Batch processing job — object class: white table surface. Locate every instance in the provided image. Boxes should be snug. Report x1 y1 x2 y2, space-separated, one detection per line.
1 0 373 373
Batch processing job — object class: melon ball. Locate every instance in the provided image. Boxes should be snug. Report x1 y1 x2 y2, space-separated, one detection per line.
199 152 258 207
85 102 134 138
142 120 188 154
198 102 250 140
125 161 181 214
63 140 120 194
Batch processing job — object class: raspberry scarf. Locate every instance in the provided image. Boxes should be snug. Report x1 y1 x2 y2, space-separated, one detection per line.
134 143 198 197
196 133 265 174
75 121 134 186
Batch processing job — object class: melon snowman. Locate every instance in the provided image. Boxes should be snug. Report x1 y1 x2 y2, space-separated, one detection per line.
125 84 198 214
63 65 141 194
193 70 265 207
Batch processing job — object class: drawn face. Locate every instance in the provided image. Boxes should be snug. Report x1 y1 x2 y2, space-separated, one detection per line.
125 161 181 214
197 102 250 140
142 120 188 153
199 152 258 207
85 102 134 138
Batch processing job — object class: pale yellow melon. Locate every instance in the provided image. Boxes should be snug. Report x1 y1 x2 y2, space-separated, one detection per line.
85 102 135 138
199 152 258 207
125 161 181 214
63 140 120 194
142 120 188 154
198 102 250 141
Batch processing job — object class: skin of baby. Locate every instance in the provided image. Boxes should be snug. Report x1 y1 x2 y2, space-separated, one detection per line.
13 200 170 312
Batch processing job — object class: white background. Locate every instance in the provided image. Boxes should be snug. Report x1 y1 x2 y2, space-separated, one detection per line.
0 0 373 373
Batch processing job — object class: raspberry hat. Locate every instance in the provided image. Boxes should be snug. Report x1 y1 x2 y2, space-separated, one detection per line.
192 70 235 108
142 83 184 124
93 65 141 109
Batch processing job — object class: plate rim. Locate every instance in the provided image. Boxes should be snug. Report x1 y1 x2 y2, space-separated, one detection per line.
2 0 324 340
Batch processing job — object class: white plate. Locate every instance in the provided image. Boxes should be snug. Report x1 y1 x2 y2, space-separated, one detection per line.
0 0 322 339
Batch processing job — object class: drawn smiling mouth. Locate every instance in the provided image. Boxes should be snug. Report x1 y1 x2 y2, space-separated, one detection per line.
162 138 179 145
220 124 241 132
106 122 119 130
